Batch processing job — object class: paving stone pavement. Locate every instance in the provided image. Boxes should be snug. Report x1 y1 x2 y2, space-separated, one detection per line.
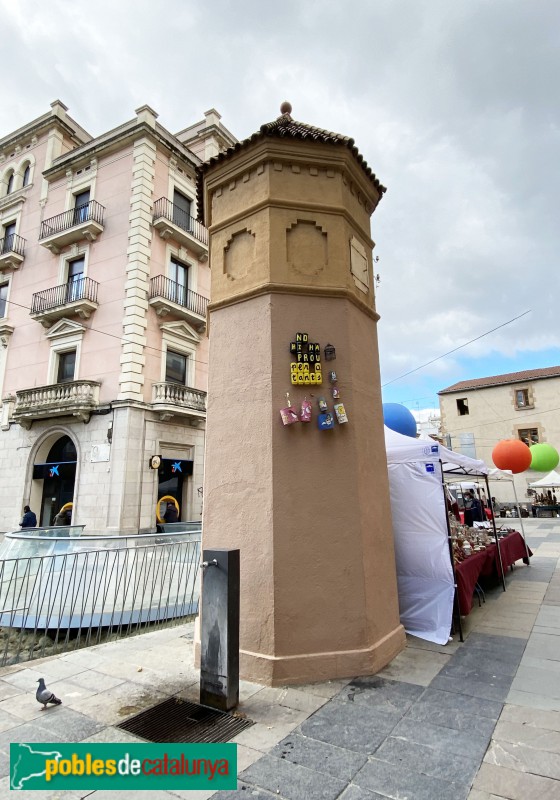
0 517 558 799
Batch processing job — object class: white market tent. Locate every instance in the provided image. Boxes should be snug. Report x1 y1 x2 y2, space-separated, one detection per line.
384 426 488 645
528 469 560 488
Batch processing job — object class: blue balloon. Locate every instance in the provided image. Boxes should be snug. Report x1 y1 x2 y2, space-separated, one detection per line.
383 403 417 438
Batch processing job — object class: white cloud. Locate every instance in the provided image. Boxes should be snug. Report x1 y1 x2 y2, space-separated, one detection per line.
1 0 558 405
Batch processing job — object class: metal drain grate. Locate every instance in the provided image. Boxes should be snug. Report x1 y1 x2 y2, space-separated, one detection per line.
116 697 254 743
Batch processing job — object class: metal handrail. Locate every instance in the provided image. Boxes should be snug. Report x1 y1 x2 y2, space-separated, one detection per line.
152 197 208 245
39 200 105 240
31 277 99 314
149 275 208 317
0 533 201 666
0 233 25 257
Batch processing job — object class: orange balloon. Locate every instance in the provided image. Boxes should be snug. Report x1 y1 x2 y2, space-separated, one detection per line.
492 439 532 473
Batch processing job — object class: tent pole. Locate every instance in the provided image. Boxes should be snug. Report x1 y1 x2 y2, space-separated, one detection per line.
486 474 506 592
511 480 531 563
440 461 463 643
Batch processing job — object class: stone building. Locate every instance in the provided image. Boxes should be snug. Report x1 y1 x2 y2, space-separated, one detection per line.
439 366 560 502
0 101 236 533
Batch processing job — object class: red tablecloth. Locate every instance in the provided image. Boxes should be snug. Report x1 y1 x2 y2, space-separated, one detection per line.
454 532 532 615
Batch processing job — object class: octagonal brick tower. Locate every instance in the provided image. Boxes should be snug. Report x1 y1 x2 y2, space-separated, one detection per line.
199 104 405 685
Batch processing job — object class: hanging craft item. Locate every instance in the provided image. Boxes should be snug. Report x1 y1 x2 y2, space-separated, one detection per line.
334 402 349 424
280 393 299 426
318 397 328 413
300 397 312 423
324 343 336 361
318 411 335 430
329 371 337 383
332 386 340 399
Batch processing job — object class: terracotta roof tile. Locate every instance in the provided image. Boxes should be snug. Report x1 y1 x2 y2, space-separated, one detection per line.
439 365 560 394
197 111 386 221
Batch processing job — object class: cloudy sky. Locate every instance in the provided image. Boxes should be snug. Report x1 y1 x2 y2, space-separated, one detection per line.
2 0 558 413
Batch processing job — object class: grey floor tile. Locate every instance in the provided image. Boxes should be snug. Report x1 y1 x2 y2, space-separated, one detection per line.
270 732 367 781
298 700 400 754
406 701 497 739
436 660 519 685
338 786 389 800
392 716 492 761
499 704 560 732
473 761 560 799
493 719 560 754
409 687 503 722
211 786 280 799
462 633 527 657
335 676 424 714
374 735 480 785
484 738 560 780
525 633 560 661
507 688 560 712
430 673 511 703
512 663 560 698
240 753 347 800
354 757 470 800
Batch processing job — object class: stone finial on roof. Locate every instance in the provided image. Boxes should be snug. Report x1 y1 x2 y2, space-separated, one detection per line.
280 101 293 117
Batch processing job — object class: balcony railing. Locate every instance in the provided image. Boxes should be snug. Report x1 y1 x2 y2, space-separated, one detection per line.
152 198 208 255
0 233 25 257
149 275 208 317
152 383 207 424
31 277 99 314
13 380 101 428
0 233 25 272
39 201 105 253
40 201 105 240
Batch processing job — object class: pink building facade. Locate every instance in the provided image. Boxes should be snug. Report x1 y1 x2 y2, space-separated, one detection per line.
0 101 236 533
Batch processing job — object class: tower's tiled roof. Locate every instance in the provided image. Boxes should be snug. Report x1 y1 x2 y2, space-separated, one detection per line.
197 109 386 221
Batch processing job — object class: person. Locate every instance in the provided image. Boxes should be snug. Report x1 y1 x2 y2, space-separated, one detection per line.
20 505 37 528
53 508 69 526
471 491 484 523
463 491 474 527
553 492 558 505
163 501 178 523
491 496 501 517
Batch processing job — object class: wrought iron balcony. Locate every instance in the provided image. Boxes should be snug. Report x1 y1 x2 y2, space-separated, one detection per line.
0 233 25 273
39 200 105 253
152 382 206 424
152 198 208 257
13 380 101 428
30 277 99 327
148 275 208 330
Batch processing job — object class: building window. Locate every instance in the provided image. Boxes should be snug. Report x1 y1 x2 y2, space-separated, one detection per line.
515 388 530 409
22 164 31 187
169 256 189 304
73 189 90 225
172 189 192 231
518 428 539 446
165 350 187 385
2 222 16 254
66 256 85 302
57 350 76 383
0 283 8 318
6 172 14 195
456 398 469 416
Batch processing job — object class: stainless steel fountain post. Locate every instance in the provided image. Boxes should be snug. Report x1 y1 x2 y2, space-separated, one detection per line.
200 548 240 711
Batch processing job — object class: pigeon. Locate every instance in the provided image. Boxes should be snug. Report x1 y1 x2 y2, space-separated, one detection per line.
36 678 62 710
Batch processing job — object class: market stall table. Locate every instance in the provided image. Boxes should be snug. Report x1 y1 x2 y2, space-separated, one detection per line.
454 531 532 615
531 505 560 518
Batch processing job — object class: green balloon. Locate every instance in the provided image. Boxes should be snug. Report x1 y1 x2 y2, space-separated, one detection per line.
529 443 560 472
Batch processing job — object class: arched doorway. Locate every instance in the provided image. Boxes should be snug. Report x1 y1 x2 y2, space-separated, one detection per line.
33 435 77 526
